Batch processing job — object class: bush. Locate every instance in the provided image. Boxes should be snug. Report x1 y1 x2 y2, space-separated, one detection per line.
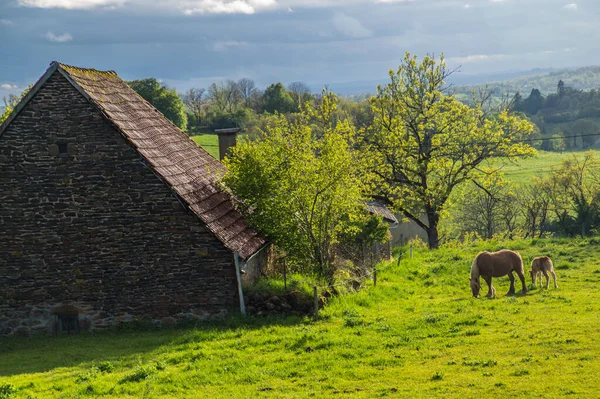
97 361 115 373
0 383 17 399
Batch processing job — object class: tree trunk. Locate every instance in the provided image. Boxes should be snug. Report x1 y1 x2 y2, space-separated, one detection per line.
425 207 440 249
426 226 439 249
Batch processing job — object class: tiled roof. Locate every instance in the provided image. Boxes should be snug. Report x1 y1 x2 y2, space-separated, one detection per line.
53 62 265 259
365 201 399 225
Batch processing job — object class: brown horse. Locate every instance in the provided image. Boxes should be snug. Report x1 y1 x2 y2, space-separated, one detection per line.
470 249 528 298
530 256 558 289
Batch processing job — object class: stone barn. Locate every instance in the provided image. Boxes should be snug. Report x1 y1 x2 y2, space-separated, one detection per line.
0 62 267 336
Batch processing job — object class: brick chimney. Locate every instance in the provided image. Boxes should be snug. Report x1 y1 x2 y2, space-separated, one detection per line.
214 128 240 161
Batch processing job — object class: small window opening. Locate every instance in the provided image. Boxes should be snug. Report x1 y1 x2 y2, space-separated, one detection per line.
58 142 68 156
56 314 79 334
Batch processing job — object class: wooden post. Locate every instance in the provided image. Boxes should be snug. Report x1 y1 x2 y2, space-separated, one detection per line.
410 243 413 259
313 286 319 321
397 252 402 267
373 267 377 287
283 260 287 291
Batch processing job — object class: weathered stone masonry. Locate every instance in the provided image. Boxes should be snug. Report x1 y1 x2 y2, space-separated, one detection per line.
0 72 239 335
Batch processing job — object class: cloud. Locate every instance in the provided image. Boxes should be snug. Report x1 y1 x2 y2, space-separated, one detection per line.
464 4 471 8
18 0 125 9
43 31 74 42
448 53 510 63
563 3 577 10
212 40 248 51
18 0 277 13
1 84 19 90
0 19 14 26
374 0 414 3
182 0 276 15
332 13 372 38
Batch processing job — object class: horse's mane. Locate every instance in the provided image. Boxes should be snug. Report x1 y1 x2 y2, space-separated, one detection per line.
470 254 482 280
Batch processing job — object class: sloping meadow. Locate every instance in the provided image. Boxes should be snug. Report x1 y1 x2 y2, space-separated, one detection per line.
1 238 599 398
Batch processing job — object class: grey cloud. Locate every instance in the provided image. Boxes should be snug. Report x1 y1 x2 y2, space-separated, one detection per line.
332 12 372 38
43 31 74 42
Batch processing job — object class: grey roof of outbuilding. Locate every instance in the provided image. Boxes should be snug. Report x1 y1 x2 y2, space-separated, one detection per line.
365 202 399 225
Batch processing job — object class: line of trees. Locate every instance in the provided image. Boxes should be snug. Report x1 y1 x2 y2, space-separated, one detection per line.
445 151 600 240
127 77 315 134
510 80 600 151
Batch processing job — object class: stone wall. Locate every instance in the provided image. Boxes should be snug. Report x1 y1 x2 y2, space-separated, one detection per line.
0 72 239 336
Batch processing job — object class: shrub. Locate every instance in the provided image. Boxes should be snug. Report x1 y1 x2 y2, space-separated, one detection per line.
431 371 444 381
97 361 115 373
120 366 155 384
0 383 17 399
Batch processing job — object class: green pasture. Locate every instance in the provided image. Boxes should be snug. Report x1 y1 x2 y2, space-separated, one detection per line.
489 149 598 185
1 238 599 398
190 135 219 159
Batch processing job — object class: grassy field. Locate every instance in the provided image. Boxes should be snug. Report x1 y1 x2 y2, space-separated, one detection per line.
190 134 219 159
1 238 599 398
489 150 598 185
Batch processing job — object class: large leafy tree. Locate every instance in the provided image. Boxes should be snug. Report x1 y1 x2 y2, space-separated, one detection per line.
367 53 535 248
128 78 187 130
223 92 368 285
263 82 296 114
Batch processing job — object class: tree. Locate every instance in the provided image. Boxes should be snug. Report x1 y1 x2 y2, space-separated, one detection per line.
1 85 32 125
207 80 243 114
182 87 206 130
236 78 257 107
223 91 368 285
128 78 187 130
551 133 567 152
570 119 600 148
522 88 544 115
557 80 565 97
450 174 511 239
366 53 535 248
287 81 312 109
551 151 600 237
511 91 524 112
519 177 551 238
263 82 296 114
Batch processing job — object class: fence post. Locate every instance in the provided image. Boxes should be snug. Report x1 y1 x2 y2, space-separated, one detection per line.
373 267 377 287
283 260 287 291
410 243 413 259
313 286 319 321
397 252 402 267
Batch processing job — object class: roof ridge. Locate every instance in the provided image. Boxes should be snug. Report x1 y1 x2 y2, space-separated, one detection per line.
52 61 118 76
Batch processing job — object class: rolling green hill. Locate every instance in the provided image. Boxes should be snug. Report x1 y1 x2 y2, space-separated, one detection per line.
453 65 600 100
1 238 599 398
489 149 598 185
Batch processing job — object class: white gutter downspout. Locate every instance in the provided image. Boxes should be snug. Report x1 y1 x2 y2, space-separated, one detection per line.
234 252 246 316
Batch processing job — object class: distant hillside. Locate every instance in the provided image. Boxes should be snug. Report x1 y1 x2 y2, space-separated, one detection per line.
452 65 600 99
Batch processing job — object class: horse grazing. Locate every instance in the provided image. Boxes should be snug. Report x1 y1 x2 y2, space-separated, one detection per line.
470 249 528 298
530 256 558 289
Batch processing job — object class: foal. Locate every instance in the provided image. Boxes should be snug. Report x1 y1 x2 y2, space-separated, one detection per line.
530 256 558 289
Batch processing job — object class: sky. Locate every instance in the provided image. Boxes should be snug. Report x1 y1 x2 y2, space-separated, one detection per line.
0 0 598 99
